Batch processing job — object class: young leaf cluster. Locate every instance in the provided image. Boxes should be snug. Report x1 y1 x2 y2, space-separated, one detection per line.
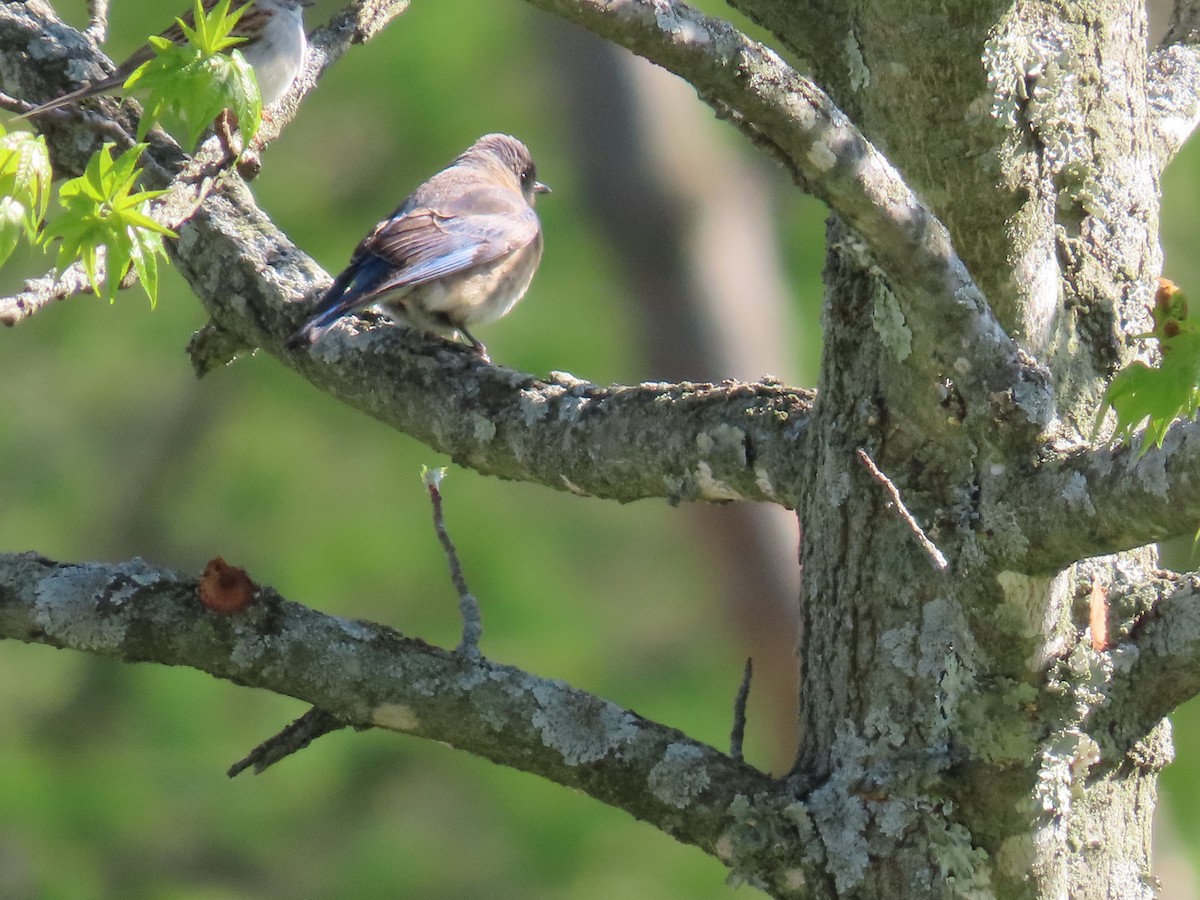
124 0 263 150
0 126 51 267
41 144 174 305
1099 279 1200 452
0 0 266 308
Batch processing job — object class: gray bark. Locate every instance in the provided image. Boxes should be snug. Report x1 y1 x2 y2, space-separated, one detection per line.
2 0 1200 897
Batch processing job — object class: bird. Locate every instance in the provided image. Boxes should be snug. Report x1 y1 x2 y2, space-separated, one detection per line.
16 0 313 119
287 133 550 357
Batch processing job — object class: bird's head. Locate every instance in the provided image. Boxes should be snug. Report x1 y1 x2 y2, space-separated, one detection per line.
462 133 551 205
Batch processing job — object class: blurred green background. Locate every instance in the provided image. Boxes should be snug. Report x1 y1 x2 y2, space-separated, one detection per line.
2 1 1200 897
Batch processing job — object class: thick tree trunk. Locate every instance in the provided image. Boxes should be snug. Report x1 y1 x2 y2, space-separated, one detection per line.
785 2 1163 896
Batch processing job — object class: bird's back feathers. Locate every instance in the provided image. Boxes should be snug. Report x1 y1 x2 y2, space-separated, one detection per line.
287 136 547 351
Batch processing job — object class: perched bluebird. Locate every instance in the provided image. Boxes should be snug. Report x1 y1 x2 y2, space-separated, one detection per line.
17 0 313 118
286 133 550 356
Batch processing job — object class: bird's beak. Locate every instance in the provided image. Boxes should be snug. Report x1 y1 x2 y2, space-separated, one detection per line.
534 181 551 195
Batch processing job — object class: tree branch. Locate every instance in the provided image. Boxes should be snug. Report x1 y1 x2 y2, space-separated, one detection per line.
0 550 818 897
1148 1 1200 164
1086 570 1200 756
0 261 96 327
85 0 109 43
999 419 1200 573
520 0 1050 432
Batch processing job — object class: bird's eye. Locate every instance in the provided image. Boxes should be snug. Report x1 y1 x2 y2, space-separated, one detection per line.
521 165 536 185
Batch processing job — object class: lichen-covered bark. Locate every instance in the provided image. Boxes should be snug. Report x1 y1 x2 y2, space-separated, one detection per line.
788 2 1166 897
4 0 1200 897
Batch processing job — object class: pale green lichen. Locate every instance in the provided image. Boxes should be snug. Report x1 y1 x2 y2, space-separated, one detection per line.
809 783 869 891
876 797 916 837
530 681 638 765
982 29 1061 127
697 424 747 465
807 139 838 172
864 703 908 748
754 465 776 499
647 743 710 809
805 722 873 891
978 501 1030 562
471 414 496 443
1132 451 1169 500
844 28 870 92
926 817 993 897
918 598 979 745
823 462 851 508
718 794 814 893
957 677 1039 764
879 623 919 676
33 562 166 651
694 461 744 501
652 2 711 46
229 634 267 668
371 702 420 731
871 287 912 361
518 386 556 426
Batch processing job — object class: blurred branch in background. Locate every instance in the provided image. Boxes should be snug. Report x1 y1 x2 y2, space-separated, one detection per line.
548 19 808 769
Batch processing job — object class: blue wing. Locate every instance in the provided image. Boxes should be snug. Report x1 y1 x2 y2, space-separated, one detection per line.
287 184 538 347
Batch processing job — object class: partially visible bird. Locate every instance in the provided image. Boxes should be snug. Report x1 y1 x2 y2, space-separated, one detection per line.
287 133 550 357
17 0 313 119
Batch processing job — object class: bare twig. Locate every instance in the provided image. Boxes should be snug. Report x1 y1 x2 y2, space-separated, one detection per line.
855 448 949 572
730 658 753 762
85 0 110 42
423 467 483 658
1149 1 1200 164
0 264 96 327
228 707 349 777
0 89 33 116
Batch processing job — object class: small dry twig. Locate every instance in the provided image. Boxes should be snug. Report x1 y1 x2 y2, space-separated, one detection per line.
0 264 95 327
855 448 949 572
228 706 349 777
424 467 483 657
730 658 753 762
86 0 110 42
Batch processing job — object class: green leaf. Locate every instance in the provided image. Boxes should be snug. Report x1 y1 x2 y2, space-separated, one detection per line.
0 196 26 268
1099 282 1200 454
0 124 52 264
123 0 262 149
41 143 175 306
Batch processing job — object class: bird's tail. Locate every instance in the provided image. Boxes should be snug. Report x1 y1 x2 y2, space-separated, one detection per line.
285 307 343 350
285 263 374 350
286 258 389 351
13 78 121 120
